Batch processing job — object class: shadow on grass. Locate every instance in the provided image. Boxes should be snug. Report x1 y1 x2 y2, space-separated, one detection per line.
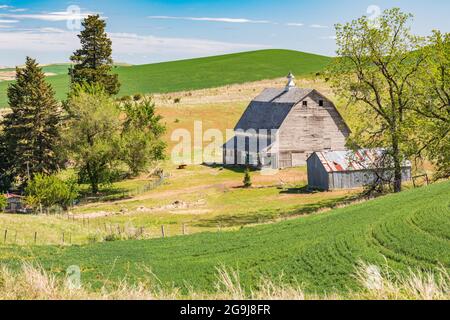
279 185 320 194
194 194 357 228
78 187 133 203
201 163 257 174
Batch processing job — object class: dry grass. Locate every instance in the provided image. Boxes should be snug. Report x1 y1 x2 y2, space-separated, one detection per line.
0 262 448 300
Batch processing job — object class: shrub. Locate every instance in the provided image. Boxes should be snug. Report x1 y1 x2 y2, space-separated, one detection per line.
0 194 6 212
173 97 181 104
25 174 79 211
133 93 143 101
243 167 252 188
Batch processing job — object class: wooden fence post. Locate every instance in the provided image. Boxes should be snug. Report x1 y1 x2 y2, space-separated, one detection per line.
182 224 186 235
3 229 7 243
34 232 37 244
62 232 65 244
161 225 165 238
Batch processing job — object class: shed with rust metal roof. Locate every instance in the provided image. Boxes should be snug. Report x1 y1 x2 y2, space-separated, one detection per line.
307 150 412 190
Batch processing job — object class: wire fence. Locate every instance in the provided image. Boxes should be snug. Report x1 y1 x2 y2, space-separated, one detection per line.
0 220 217 247
77 170 167 205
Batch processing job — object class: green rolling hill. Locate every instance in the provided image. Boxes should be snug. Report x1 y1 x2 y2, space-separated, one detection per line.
1 181 449 294
0 49 332 108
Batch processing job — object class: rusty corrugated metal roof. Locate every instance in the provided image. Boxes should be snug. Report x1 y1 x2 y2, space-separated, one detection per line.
314 149 411 173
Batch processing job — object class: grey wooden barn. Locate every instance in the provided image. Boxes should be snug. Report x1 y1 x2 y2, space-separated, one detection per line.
223 73 350 169
307 150 412 190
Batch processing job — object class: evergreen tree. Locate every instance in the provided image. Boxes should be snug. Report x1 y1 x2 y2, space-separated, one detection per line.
1 57 62 186
70 15 120 95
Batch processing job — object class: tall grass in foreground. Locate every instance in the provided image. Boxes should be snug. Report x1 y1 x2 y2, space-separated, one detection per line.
0 263 448 300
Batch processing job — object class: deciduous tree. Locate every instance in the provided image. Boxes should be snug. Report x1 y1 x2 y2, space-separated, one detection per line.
328 8 426 192
63 84 122 194
120 97 166 176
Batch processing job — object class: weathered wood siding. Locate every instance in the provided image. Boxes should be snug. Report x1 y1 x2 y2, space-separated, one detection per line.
278 92 349 167
329 167 412 190
307 153 329 190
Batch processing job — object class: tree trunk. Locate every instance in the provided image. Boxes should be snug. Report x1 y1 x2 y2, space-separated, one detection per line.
392 135 402 193
86 162 99 194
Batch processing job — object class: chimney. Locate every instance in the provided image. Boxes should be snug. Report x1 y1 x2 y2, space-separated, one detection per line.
285 72 296 91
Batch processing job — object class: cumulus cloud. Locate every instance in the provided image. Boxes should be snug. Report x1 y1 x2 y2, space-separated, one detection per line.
148 15 271 24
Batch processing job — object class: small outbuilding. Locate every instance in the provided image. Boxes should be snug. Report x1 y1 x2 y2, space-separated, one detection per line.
4 193 25 213
307 150 412 190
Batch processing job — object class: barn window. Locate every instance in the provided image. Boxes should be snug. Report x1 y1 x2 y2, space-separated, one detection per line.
302 101 308 107
319 100 324 106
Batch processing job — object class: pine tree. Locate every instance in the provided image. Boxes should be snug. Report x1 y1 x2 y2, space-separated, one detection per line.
70 15 120 95
1 57 62 186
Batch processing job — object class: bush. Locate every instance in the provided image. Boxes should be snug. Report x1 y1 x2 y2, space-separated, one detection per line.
25 174 79 211
0 194 6 212
243 167 252 188
133 93 143 101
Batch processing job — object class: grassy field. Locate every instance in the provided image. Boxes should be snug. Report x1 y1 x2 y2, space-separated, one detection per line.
0 164 356 246
1 180 448 295
0 49 331 108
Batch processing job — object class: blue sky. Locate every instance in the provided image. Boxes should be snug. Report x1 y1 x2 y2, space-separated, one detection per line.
0 0 449 66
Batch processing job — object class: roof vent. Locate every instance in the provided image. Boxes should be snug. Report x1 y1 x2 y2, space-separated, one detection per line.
285 72 296 91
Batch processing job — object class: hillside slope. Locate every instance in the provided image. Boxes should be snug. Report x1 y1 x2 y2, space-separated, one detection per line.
1 181 449 294
0 49 331 108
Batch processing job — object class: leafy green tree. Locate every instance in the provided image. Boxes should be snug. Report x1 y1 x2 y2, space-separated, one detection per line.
0 194 6 212
0 57 62 187
25 173 79 211
327 8 426 192
243 167 252 188
70 15 120 95
121 98 166 176
414 31 450 180
63 84 122 194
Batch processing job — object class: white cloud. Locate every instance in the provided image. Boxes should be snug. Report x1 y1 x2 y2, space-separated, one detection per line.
9 8 28 13
0 30 269 57
0 5 13 9
320 35 336 40
310 24 329 29
148 15 271 24
0 19 18 23
0 11 99 22
286 22 304 27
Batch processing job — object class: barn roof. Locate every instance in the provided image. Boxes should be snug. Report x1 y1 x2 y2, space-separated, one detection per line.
311 150 412 173
235 87 313 131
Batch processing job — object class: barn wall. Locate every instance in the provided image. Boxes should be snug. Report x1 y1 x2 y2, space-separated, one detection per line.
329 167 412 190
277 92 350 166
307 154 329 190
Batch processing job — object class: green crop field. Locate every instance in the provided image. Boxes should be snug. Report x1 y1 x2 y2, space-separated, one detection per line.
0 49 331 108
1 180 448 294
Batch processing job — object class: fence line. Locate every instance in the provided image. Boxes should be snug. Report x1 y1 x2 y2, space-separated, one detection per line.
0 221 210 247
77 171 167 205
